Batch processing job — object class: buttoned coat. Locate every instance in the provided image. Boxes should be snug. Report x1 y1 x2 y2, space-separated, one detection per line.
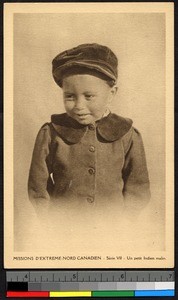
28 113 150 216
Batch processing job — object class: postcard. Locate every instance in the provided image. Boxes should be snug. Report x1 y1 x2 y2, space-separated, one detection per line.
4 3 174 268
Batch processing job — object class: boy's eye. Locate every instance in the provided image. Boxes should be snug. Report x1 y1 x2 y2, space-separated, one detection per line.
64 94 75 101
85 94 95 100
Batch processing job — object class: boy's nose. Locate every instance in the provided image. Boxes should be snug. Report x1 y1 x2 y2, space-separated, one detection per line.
75 97 85 110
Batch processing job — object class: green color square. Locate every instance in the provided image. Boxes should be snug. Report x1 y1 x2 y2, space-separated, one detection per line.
92 291 134 297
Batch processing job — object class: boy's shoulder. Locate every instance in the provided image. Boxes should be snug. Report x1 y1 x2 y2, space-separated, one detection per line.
97 113 133 141
50 113 86 144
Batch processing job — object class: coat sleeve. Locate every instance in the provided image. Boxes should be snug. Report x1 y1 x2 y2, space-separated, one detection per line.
28 123 54 214
122 128 151 212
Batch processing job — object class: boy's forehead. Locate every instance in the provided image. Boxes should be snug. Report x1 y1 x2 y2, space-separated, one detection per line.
62 73 109 89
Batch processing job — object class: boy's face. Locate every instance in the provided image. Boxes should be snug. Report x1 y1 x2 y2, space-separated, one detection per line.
62 74 117 125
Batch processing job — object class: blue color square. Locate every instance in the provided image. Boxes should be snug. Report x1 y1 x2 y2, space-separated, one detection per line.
135 290 175 297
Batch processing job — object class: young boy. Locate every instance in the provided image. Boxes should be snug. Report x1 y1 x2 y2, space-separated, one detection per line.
28 43 150 218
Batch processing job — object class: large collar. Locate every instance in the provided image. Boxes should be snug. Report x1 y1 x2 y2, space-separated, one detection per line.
51 113 132 144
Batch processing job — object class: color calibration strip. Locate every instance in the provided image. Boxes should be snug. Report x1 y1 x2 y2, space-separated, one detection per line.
7 290 175 297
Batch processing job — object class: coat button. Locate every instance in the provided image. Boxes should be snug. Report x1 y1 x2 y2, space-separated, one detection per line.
89 145 95 152
88 167 95 175
88 124 95 130
87 197 94 203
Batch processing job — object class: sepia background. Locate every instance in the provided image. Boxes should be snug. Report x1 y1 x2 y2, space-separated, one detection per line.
13 12 166 258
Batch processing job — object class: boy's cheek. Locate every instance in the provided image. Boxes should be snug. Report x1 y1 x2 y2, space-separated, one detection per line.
92 105 107 116
64 102 73 111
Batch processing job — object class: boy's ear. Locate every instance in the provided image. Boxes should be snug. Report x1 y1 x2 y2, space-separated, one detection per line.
108 86 117 105
111 85 118 96
109 86 118 103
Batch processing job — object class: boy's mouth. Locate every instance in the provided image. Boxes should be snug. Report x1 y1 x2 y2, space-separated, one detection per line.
76 113 91 117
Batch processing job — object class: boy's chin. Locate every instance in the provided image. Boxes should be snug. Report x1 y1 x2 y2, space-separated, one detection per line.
75 118 92 125
69 114 97 125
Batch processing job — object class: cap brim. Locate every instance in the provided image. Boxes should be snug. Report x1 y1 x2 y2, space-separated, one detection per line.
53 61 117 82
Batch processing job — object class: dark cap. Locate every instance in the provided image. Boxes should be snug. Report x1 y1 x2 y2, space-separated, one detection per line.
52 43 118 87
